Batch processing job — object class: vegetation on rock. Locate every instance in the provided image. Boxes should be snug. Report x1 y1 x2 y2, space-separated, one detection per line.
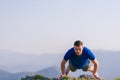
21 74 105 80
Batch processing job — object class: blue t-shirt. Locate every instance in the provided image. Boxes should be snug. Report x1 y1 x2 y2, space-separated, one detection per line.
64 47 95 69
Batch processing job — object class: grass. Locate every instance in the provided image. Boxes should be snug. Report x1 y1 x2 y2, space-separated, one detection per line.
114 78 120 80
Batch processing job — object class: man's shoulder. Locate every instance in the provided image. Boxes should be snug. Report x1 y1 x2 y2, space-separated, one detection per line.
68 47 74 51
83 47 92 53
65 47 75 55
83 47 89 51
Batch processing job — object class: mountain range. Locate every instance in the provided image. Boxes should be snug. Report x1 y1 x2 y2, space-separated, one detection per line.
0 66 60 80
0 50 120 80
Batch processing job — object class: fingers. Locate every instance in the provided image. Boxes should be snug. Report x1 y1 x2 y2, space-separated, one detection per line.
93 72 99 78
57 74 66 80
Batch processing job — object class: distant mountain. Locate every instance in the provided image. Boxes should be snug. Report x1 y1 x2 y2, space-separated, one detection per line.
0 69 16 80
93 50 120 80
0 66 60 80
0 69 30 80
35 66 61 78
0 69 12 79
0 50 62 72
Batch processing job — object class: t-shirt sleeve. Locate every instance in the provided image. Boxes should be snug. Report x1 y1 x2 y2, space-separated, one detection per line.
85 47 95 60
63 48 72 61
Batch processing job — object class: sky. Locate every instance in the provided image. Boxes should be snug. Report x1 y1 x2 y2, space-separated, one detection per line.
0 0 120 54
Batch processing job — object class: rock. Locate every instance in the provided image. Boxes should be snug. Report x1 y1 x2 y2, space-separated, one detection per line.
79 74 104 80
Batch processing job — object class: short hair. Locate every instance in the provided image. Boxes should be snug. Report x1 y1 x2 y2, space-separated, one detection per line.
74 40 83 46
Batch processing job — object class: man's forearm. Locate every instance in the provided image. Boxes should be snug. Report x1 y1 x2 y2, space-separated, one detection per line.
94 63 98 73
61 60 66 75
93 60 99 74
61 64 65 75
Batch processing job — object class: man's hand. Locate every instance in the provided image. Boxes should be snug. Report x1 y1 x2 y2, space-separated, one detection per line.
57 74 66 80
93 72 99 78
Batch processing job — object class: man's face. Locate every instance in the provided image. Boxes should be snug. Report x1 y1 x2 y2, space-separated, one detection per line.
74 45 83 56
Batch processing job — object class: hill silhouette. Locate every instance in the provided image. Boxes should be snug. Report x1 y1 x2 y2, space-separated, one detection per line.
35 66 60 78
0 69 30 80
21 74 104 80
0 66 60 80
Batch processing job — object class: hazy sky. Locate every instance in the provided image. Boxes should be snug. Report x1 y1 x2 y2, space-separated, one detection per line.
0 0 120 54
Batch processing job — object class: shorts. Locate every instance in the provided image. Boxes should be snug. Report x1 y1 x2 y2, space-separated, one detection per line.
69 62 90 72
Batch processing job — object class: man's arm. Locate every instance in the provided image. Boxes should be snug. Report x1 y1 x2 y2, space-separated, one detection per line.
91 59 99 77
61 59 67 76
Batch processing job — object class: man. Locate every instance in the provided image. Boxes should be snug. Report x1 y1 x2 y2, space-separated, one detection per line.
60 40 99 78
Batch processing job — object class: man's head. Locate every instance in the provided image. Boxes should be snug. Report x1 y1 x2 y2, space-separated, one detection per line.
74 40 83 56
